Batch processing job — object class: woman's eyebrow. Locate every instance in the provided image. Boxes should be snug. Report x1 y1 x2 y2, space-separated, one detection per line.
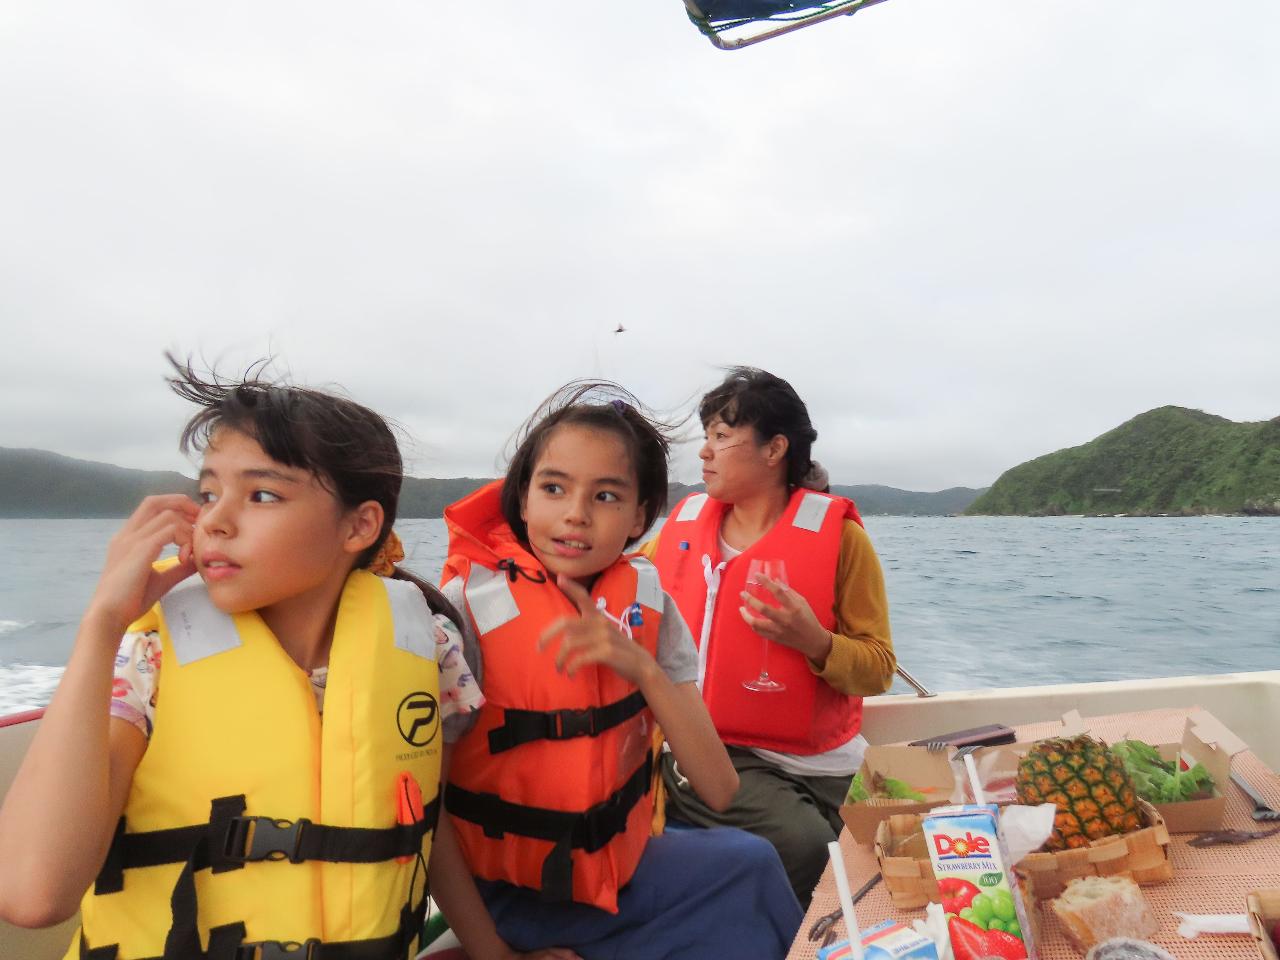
197 466 301 484
532 466 570 481
533 466 633 488
241 467 302 484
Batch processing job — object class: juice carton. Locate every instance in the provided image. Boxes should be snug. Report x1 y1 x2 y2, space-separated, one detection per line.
922 805 1037 960
816 919 939 960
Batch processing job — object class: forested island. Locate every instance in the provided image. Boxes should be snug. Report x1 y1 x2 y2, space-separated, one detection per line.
0 447 982 518
966 406 1280 516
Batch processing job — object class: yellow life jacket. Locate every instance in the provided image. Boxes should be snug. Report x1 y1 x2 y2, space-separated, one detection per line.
70 570 443 960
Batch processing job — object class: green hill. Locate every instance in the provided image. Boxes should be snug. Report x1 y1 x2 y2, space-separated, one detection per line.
0 448 194 518
965 407 1280 516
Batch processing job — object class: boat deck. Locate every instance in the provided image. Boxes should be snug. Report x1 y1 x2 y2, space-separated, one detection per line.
787 707 1280 960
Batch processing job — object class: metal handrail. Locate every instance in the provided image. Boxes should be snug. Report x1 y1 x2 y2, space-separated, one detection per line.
894 664 936 698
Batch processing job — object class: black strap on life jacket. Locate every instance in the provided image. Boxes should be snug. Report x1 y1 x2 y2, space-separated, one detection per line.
94 794 441 894
81 898 427 960
496 556 547 584
487 690 648 754
84 793 439 960
445 750 653 903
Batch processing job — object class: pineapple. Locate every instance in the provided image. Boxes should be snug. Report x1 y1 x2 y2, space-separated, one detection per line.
1015 735 1143 851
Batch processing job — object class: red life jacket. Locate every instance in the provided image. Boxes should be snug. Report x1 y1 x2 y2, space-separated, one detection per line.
441 481 663 914
652 488 864 755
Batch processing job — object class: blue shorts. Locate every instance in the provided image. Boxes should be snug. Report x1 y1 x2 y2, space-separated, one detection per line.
478 825 803 960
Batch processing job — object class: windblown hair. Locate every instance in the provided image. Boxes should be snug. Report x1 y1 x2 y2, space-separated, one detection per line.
167 354 402 568
501 381 674 548
699 366 818 490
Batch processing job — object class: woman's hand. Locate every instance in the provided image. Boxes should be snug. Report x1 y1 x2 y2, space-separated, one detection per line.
87 495 200 634
739 575 833 667
505 950 583 960
538 575 656 685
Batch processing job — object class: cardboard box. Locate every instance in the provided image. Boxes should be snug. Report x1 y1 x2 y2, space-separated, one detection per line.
841 741 1036 844
839 744 957 845
1248 889 1280 960
1051 708 1247 833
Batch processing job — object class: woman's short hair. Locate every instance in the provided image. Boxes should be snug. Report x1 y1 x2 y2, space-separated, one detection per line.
699 366 818 490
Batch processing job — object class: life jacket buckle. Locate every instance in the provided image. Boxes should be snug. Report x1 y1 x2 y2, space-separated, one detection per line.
225 815 311 864
554 707 596 739
236 938 320 960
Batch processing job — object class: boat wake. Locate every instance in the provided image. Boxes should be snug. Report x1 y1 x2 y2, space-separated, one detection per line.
0 663 62 713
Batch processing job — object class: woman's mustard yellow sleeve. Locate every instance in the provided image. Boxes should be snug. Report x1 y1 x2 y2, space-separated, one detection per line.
809 520 896 696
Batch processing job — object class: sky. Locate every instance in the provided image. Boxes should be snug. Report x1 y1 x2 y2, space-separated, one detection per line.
1 1 1276 491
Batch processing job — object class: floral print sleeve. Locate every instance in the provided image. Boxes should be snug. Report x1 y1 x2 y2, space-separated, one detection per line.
435 613 484 743
110 630 162 737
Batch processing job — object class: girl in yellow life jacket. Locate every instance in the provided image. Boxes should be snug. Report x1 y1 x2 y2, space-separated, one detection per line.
439 382 806 959
0 357 565 960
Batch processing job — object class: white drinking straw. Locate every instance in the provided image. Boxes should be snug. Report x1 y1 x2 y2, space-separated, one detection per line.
826 839 866 960
963 752 987 806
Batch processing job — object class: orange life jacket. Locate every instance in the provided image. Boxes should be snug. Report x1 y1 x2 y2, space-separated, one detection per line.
441 482 663 914
652 488 864 754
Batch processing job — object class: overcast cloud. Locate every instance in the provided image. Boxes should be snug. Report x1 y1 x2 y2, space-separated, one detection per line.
1 1 1276 491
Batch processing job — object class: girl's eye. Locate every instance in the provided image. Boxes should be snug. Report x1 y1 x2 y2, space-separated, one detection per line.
198 490 218 505
541 482 563 495
596 490 620 503
250 490 282 503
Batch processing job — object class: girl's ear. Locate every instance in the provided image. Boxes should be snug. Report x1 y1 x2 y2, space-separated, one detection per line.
629 501 647 540
344 501 386 556
765 434 790 468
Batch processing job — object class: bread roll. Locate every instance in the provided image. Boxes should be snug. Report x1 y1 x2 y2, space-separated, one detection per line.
1052 876 1159 951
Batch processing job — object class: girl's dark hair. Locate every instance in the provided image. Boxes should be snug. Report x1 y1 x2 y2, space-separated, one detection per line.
699 366 818 489
501 382 673 548
167 354 402 569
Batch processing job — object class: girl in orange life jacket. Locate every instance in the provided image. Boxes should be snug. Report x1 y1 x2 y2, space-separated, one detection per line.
439 382 805 959
643 367 897 909
0 356 556 960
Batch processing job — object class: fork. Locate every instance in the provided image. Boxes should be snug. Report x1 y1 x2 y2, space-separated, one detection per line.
922 742 984 758
1231 771 1280 821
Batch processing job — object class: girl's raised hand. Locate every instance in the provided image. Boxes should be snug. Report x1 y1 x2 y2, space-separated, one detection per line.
87 494 200 635
739 574 833 666
537 574 655 686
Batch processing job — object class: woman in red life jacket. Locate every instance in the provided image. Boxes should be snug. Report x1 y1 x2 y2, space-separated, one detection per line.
438 382 805 959
644 367 896 907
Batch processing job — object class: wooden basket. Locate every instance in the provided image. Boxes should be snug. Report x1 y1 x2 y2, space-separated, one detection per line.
873 812 939 909
1017 799 1173 901
872 811 1042 947
1248 889 1280 960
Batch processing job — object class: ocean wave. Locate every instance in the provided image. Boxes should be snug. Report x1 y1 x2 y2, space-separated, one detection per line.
0 620 33 636
0 663 62 714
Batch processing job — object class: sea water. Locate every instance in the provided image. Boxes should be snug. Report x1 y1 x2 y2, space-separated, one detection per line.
1 516 1277 713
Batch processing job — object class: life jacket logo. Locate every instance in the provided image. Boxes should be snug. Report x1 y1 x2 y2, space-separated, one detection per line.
397 692 439 747
932 832 990 858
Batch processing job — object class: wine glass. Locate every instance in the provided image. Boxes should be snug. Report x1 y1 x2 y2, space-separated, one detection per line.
743 558 787 693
